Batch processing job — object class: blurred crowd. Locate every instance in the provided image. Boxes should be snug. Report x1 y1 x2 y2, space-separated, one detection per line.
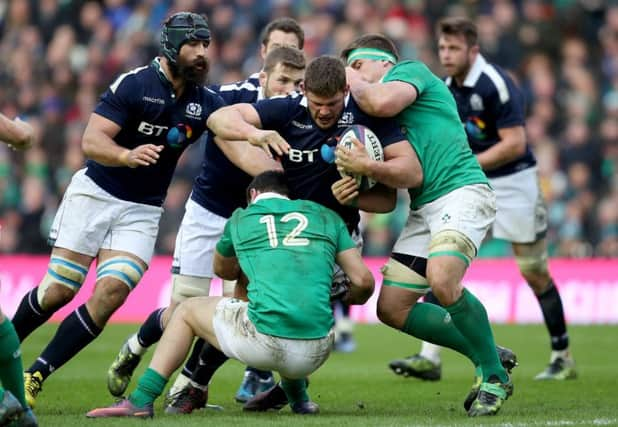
0 0 616 258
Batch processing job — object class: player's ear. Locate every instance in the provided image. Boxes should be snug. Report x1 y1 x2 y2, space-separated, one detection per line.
299 81 306 94
259 71 267 88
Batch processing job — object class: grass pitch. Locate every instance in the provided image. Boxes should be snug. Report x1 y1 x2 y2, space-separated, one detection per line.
21 323 617 427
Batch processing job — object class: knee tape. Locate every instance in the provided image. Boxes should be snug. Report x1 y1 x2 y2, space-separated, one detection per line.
222 279 236 297
428 229 476 266
381 258 430 294
38 256 89 304
515 240 549 274
96 257 145 290
171 274 211 302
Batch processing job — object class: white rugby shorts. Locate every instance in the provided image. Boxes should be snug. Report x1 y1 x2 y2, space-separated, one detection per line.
393 183 496 258
49 169 162 264
213 298 333 379
172 197 228 278
489 167 548 243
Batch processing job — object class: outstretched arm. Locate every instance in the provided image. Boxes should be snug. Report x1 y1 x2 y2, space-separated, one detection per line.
207 104 289 157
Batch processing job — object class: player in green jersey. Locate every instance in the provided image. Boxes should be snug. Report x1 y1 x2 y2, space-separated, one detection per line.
86 171 375 418
337 34 512 417
0 113 37 426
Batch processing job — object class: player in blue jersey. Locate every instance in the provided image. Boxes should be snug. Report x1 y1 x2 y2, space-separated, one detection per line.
206 55 421 413
0 114 38 427
389 16 576 382
105 46 306 412
10 12 225 408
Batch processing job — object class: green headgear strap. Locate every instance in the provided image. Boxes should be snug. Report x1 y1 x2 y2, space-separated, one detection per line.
346 48 397 65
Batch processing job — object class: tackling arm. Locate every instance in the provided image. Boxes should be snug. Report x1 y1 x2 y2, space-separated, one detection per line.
350 80 417 118
335 248 375 305
213 249 241 281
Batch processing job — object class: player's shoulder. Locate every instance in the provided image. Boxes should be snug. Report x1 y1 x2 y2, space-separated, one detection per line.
108 63 153 94
473 57 518 103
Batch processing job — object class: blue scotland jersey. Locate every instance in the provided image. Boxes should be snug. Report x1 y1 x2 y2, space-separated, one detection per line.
254 94 406 230
191 74 264 218
445 54 536 178
88 58 225 206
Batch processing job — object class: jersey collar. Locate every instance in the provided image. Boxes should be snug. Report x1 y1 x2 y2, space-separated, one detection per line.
445 54 487 88
253 192 289 203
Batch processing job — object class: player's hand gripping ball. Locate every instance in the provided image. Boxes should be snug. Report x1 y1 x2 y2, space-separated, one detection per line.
334 125 384 191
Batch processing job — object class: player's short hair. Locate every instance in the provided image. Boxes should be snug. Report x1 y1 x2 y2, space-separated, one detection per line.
263 46 306 73
247 170 290 201
437 17 478 47
304 56 346 97
261 17 305 49
341 34 399 63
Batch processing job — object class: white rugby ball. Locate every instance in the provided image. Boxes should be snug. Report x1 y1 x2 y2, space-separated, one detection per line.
338 124 384 190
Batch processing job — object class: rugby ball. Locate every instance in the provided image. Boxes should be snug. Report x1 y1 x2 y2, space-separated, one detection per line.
338 124 384 190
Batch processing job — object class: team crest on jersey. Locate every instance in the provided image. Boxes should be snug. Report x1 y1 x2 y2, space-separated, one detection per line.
185 103 202 119
338 112 354 126
470 93 484 111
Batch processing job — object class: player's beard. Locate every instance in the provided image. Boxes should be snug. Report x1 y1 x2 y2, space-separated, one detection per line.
172 57 210 85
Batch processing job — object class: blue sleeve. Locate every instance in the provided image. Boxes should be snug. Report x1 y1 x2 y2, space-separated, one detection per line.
253 97 295 129
94 73 139 126
488 74 525 129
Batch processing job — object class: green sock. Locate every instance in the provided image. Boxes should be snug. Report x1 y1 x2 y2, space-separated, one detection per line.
280 379 309 406
128 368 168 408
445 289 507 383
403 302 479 366
0 318 26 408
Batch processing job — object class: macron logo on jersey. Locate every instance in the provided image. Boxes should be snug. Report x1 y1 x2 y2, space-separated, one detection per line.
291 120 313 129
143 96 165 105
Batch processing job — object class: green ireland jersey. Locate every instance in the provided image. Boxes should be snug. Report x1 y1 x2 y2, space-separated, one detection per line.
383 60 488 208
216 193 356 339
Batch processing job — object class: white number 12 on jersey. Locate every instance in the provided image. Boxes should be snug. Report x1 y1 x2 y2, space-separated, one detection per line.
259 213 310 248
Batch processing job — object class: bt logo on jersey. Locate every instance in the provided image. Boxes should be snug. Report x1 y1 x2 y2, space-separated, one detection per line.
287 148 319 163
138 121 169 136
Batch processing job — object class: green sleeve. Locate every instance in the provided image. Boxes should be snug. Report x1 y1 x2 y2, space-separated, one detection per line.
383 61 433 95
216 215 236 257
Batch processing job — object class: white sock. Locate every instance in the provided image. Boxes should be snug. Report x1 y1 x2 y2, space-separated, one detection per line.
127 333 147 356
188 379 208 391
419 342 442 365
168 372 191 396
550 349 571 362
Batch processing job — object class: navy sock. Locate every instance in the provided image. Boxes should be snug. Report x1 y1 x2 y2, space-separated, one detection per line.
181 338 205 377
12 288 54 341
137 308 165 348
190 342 229 386
536 280 569 351
29 304 101 379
